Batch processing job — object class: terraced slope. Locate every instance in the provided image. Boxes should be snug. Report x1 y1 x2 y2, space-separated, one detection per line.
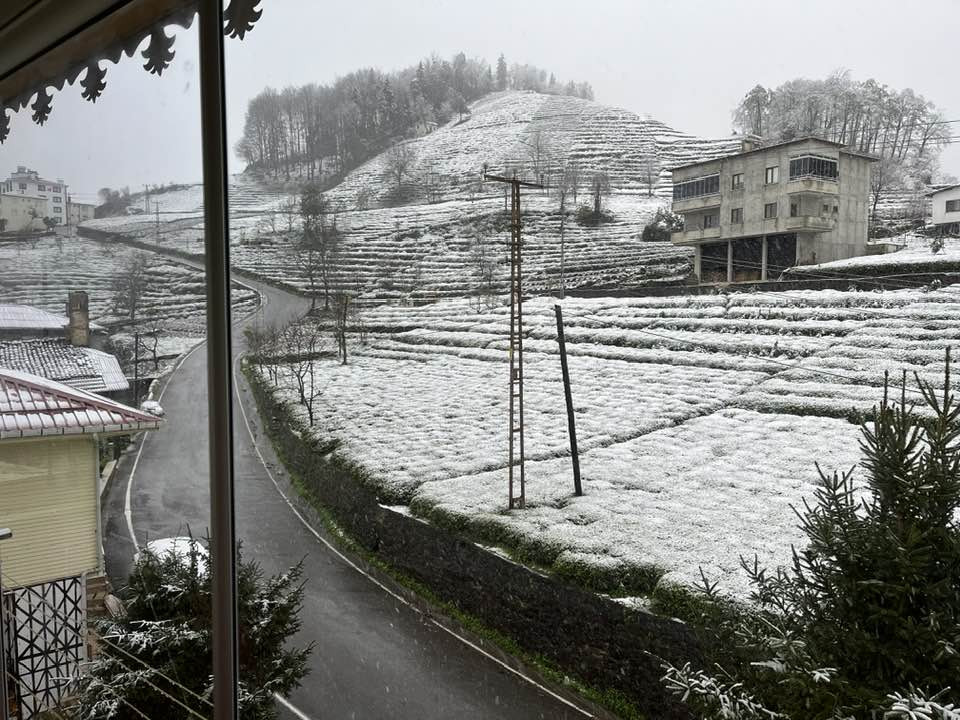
255 286 960 599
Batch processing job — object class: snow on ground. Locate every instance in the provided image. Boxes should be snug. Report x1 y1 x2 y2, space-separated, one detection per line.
0 235 258 363
794 233 960 272
411 409 864 600
257 287 960 599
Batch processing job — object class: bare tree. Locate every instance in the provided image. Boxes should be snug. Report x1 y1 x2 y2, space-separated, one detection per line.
281 193 299 233
469 230 496 312
590 171 611 215
566 161 581 205
111 252 153 322
297 183 340 309
523 130 552 184
355 187 371 211
280 321 324 425
639 152 661 197
333 294 350 364
555 166 576 297
870 156 905 220
384 142 417 190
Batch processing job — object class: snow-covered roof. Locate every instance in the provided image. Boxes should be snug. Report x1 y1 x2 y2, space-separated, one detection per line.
0 338 128 393
926 183 960 197
0 304 68 331
0 368 160 440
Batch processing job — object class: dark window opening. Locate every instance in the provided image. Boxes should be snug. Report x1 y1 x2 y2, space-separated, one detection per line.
767 234 798 275
731 173 743 189
789 155 838 181
700 242 728 283
732 238 762 282
703 213 718 229
946 199 960 213
673 173 720 200
731 207 743 223
765 166 779 184
790 202 800 217
764 202 778 219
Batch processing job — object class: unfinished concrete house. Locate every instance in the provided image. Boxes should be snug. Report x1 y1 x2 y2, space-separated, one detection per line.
670 137 876 283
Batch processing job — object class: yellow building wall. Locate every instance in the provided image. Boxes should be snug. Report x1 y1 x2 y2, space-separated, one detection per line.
0 436 100 587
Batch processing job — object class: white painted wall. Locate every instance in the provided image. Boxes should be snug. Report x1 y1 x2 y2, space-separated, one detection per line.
931 186 960 225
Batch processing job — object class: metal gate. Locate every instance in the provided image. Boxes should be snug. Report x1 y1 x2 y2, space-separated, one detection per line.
3 575 86 719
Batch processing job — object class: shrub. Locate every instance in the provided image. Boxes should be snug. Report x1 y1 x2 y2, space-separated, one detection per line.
575 204 614 226
641 207 684 242
931 236 945 254
661 356 960 719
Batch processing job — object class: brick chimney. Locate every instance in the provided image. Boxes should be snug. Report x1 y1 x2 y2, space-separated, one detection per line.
66 291 89 347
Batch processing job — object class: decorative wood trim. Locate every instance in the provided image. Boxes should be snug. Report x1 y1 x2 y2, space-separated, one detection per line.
0 0 261 142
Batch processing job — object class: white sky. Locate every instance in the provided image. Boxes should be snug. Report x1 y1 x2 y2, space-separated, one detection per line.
1 0 958 201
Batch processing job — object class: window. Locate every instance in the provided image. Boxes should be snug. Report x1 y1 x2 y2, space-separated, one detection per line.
946 199 960 213
53 205 61 213
51 185 60 192
789 155 839 181
822 203 831 215
53 196 61 203
765 166 779 184
790 202 799 217
672 173 720 200
764 202 778 219
38 183 45 191
731 173 743 190
731 207 743 223
703 213 718 229
18 182 26 190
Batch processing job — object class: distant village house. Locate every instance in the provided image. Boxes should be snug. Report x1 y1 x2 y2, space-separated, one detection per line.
670 137 876 283
928 183 960 236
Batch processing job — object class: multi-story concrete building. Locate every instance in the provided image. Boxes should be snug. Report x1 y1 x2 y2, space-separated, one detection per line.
0 193 47 232
2 165 67 224
670 137 876 283
928 184 960 236
66 197 96 226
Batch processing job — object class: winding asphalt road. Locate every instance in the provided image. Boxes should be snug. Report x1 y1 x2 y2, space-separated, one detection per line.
101 264 590 719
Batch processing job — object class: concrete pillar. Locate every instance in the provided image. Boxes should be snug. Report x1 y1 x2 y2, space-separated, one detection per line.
726 241 733 283
761 236 768 281
693 245 702 282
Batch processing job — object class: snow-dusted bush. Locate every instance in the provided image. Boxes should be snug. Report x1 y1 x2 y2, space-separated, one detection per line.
75 539 309 720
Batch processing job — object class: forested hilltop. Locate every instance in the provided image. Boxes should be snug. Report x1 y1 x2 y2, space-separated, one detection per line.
733 71 952 182
236 52 594 183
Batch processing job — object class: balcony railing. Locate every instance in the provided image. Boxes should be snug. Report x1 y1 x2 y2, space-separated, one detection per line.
785 214 835 232
671 227 722 244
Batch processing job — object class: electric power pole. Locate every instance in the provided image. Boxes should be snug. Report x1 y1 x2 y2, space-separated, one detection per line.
483 167 543 509
154 201 160 241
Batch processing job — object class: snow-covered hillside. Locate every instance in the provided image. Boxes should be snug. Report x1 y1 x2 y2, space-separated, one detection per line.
256 284 960 600
82 92 745 300
324 91 740 208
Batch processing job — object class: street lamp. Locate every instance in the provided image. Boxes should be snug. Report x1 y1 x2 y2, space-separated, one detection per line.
0 527 11 720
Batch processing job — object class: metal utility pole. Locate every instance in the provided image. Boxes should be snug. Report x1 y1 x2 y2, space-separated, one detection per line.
154 201 160 241
554 304 582 496
483 169 542 509
0 527 12 720
133 330 140 407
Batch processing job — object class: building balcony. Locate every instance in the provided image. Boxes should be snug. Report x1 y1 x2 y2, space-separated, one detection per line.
786 177 839 194
785 214 835 232
672 195 721 214
671 226 721 245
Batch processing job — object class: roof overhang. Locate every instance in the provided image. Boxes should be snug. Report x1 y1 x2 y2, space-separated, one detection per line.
0 0 260 142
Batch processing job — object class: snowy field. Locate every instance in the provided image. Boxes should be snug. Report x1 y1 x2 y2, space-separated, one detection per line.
0 235 258 358
255 286 960 600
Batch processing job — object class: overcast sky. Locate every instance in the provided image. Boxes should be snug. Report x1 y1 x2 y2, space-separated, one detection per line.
1 0 958 201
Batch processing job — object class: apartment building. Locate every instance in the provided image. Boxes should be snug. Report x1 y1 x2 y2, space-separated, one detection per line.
670 137 876 283
2 165 67 223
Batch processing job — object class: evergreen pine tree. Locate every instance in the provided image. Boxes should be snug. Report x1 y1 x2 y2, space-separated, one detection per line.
76 540 310 720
